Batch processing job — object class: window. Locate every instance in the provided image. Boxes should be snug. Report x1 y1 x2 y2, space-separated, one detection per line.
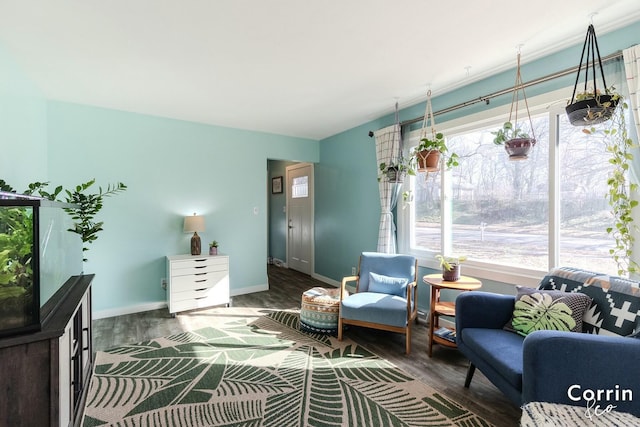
557 113 616 273
401 89 621 279
292 175 309 198
449 114 549 271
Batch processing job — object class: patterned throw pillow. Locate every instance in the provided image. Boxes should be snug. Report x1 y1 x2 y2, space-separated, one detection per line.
539 267 640 337
368 272 408 297
504 286 592 337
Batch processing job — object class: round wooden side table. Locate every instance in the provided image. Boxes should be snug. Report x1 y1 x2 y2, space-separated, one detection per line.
423 274 482 357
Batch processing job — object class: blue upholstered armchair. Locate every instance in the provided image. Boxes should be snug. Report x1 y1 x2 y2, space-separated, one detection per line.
338 252 418 354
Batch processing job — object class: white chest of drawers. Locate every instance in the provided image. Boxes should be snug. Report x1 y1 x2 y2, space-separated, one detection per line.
166 254 230 315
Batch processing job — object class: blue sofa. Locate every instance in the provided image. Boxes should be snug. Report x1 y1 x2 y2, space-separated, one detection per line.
455 267 640 416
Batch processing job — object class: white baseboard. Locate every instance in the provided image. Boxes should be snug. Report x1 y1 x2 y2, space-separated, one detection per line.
93 285 269 320
231 284 269 295
311 272 340 287
93 302 167 320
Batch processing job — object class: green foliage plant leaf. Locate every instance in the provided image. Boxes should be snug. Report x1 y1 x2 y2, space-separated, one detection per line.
435 254 467 271
63 180 127 261
512 293 575 336
1 178 127 263
492 121 530 145
411 132 460 170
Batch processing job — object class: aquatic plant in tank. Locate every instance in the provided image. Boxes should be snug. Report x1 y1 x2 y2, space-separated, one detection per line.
0 204 37 334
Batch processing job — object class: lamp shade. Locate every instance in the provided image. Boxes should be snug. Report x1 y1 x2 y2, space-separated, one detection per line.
183 214 205 233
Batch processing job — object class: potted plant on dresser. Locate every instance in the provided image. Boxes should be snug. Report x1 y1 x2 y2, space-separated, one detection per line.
209 240 219 255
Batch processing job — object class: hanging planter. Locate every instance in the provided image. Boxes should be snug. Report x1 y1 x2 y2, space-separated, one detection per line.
566 24 619 126
566 93 618 125
416 150 441 172
411 90 459 173
504 138 535 161
384 165 406 183
493 121 536 161
377 102 415 183
493 50 536 160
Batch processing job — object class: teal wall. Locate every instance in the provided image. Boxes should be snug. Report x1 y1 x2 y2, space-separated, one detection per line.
315 120 383 279
0 43 48 188
0 38 319 315
44 102 319 314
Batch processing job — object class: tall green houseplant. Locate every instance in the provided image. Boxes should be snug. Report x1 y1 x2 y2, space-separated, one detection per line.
1 179 127 262
64 180 127 261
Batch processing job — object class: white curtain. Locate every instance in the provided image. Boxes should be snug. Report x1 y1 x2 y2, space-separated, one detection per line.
624 45 640 178
374 124 402 253
623 45 640 276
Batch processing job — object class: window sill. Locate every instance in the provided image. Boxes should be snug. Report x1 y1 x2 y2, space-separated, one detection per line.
416 254 544 288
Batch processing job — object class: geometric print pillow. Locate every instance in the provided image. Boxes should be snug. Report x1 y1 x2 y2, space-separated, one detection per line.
538 267 640 337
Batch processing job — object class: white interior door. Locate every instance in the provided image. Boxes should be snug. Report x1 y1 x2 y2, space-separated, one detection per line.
286 163 313 275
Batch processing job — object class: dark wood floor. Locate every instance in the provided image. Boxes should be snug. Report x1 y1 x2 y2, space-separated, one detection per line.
93 265 522 426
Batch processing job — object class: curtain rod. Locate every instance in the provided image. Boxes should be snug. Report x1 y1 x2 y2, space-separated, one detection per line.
368 50 622 137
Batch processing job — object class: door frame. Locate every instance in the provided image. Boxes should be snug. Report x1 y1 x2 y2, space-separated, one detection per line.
285 162 315 275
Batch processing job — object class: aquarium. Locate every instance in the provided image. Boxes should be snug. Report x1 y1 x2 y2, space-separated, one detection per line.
0 192 82 337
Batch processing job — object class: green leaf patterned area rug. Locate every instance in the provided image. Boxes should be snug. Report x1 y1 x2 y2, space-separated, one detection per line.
82 310 491 427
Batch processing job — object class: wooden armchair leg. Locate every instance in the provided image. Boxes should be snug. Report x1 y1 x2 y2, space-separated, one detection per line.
464 362 476 388
338 317 343 341
405 326 411 355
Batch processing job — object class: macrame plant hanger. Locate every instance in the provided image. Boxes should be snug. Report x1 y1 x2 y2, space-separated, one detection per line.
510 50 536 142
504 49 536 160
416 89 441 175
391 101 404 182
565 24 618 126
420 90 436 143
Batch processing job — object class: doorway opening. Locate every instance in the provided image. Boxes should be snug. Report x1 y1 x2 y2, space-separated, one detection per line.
267 160 314 275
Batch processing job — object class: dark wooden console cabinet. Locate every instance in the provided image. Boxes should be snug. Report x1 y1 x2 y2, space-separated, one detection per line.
0 274 94 427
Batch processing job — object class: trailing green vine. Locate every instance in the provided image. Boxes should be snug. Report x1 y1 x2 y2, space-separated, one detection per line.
584 94 639 276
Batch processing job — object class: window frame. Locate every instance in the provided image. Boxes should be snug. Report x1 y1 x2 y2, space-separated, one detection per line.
397 87 580 287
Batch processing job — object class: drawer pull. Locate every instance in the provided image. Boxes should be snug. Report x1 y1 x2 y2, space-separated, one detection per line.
195 296 207 300
196 288 208 291
194 259 207 262
195 265 207 269
195 279 207 283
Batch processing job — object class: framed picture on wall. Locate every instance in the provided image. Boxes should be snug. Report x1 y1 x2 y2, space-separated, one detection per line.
272 176 283 194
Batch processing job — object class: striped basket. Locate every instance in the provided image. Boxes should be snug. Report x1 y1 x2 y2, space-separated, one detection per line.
299 287 343 335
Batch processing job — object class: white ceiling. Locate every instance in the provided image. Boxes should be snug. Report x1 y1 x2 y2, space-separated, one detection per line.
0 1 639 140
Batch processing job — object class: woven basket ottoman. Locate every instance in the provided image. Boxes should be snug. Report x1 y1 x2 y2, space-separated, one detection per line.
300 287 343 335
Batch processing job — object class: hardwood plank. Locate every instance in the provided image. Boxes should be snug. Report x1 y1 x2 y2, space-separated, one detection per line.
93 265 521 426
